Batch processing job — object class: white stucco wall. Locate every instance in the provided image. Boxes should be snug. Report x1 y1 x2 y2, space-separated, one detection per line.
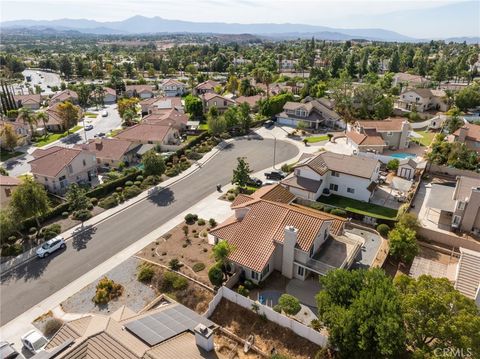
326 172 373 202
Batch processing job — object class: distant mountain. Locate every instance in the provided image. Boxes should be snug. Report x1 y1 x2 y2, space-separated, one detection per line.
1 15 416 42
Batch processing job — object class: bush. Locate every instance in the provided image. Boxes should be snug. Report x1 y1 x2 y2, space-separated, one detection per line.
134 181 141 186
42 224 62 240
155 271 188 292
377 224 390 237
273 304 282 313
244 279 254 290
184 213 198 225
136 175 144 182
90 197 98 206
87 203 94 210
73 209 92 222
29 227 37 234
61 211 69 219
192 262 206 272
137 263 155 283
169 258 182 270
125 181 133 187
209 218 217 227
281 163 294 173
208 264 224 287
237 285 249 297
186 151 202 160
330 208 347 217
387 159 400 171
87 170 140 198
98 194 119 209
227 194 236 201
278 294 301 316
116 187 123 192
1 243 23 257
123 185 142 199
142 175 160 187
44 318 64 336
92 277 123 305
197 218 206 226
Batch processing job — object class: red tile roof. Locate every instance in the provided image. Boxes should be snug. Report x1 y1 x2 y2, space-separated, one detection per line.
115 123 173 143
29 146 88 177
0 175 21 186
74 138 134 161
454 123 480 142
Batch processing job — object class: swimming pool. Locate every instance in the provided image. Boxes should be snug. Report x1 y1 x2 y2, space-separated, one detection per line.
389 153 416 159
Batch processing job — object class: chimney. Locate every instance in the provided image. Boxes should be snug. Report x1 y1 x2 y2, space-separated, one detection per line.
194 324 214 352
282 226 298 279
457 126 468 142
234 207 249 221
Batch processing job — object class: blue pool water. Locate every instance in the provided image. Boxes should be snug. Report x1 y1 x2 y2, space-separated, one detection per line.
389 153 416 159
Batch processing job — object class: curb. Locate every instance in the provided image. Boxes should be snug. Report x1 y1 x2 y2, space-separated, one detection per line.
0 143 225 276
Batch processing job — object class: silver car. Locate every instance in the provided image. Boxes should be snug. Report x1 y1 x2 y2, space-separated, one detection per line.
21 330 47 354
36 236 66 258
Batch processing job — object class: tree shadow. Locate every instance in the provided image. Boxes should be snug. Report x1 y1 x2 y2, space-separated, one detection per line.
147 187 175 207
71 225 97 251
0 250 55 283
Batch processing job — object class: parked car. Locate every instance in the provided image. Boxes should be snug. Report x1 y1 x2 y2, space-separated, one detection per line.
247 176 263 187
21 330 47 354
84 124 94 131
0 341 19 359
101 110 108 117
36 236 66 258
264 120 274 129
94 132 106 138
264 170 286 180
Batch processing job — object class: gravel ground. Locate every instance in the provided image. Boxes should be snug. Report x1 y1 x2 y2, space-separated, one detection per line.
61 257 156 315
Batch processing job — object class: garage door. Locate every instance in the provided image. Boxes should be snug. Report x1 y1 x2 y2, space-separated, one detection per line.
277 118 297 127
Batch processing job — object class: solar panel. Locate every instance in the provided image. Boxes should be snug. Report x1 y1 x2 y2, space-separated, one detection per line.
124 304 213 346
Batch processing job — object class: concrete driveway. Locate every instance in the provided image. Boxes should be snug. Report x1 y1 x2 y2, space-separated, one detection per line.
324 137 354 155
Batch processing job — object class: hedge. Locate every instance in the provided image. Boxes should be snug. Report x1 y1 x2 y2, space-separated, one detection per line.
20 202 70 231
87 170 141 199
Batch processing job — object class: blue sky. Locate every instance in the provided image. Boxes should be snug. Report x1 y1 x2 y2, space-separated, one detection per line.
1 0 478 38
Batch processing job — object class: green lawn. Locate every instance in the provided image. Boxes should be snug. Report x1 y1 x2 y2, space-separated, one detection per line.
413 130 436 147
0 150 23 162
305 135 329 143
186 135 199 143
318 194 398 220
85 114 98 118
34 125 83 147
199 124 209 131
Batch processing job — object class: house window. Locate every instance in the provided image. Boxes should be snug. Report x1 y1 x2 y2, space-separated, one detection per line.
329 184 338 191
331 171 340 177
297 266 304 277
457 201 466 211
224 101 227 106
4 188 11 197
261 264 270 279
44 177 48 182
347 187 355 194
83 159 86 166
324 229 328 240
452 215 462 227
68 164 73 173
309 245 314 258
387 131 393 136
295 169 301 176
251 271 259 281
213 101 217 107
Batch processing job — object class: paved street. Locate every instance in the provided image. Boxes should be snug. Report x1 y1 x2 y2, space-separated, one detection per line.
0 137 298 325
2 104 122 177
21 69 62 95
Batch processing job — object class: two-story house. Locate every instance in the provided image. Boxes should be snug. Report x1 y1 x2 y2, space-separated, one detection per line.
448 123 480 153
276 99 342 130
395 88 448 113
194 80 220 96
140 97 183 116
281 151 380 202
160 79 187 97
74 138 139 169
451 176 480 234
201 93 235 114
209 184 358 284
346 117 411 153
29 146 98 194
125 85 154 99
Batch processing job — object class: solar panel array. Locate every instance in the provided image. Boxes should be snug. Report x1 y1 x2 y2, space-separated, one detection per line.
124 305 213 346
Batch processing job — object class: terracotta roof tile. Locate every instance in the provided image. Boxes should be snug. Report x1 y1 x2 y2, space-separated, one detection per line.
29 146 89 177
116 123 173 143
74 138 134 161
0 175 21 186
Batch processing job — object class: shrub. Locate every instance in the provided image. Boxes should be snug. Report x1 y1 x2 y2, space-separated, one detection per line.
186 151 202 160
192 262 206 272
169 258 182 270
98 194 119 209
331 208 347 217
44 318 64 336
142 175 160 187
123 185 142 199
209 218 217 227
184 213 198 224
1 243 23 257
87 203 94 210
208 264 224 287
237 285 249 297
60 211 69 219
281 163 294 173
244 279 254 290
92 277 123 304
155 271 188 292
273 304 282 313
42 224 62 240
278 294 301 316
90 198 98 205
387 159 400 171
136 175 144 182
377 224 390 237
29 227 37 234
227 194 236 201
197 218 206 226
73 209 92 222
116 187 123 192
125 181 133 187
134 181 142 186
137 263 155 283
87 170 140 198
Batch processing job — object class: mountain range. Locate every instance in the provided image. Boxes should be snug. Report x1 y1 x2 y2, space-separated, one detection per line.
1 15 478 43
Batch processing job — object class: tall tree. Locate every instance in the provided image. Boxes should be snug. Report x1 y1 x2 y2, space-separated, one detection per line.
388 224 419 264
238 102 252 133
0 124 18 151
395 275 480 357
207 107 226 136
10 177 50 228
142 150 166 176
184 94 203 119
35 111 49 137
57 101 80 132
389 51 400 73
18 107 37 137
66 183 90 213
59 56 73 79
232 157 250 188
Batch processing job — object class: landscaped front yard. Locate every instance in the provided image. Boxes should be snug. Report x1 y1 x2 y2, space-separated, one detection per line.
0 150 23 162
34 125 83 147
318 194 398 220
413 130 436 147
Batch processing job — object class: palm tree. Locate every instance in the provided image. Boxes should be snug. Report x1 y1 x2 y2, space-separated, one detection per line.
18 107 37 139
35 111 49 138
122 109 136 127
